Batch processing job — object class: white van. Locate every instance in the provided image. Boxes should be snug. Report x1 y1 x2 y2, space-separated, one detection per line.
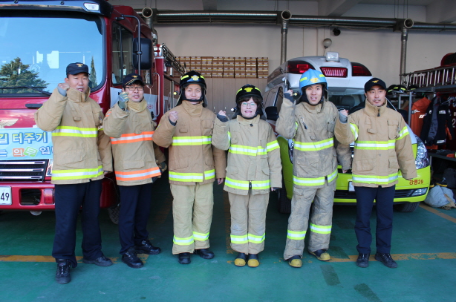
263 52 430 213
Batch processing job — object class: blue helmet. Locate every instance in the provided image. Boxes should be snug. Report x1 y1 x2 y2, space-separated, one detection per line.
299 69 327 92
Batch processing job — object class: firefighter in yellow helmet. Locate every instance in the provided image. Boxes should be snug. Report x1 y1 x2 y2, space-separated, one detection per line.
212 84 282 267
276 69 351 268
154 71 226 264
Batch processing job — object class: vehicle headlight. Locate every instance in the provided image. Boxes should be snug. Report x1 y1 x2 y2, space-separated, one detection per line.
288 139 294 164
415 135 429 169
412 188 428 196
46 159 53 177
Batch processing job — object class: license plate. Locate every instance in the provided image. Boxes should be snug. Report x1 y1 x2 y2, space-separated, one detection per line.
0 186 12 205
348 182 355 192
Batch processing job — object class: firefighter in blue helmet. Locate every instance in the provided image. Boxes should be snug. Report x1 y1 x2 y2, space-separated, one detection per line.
276 69 351 268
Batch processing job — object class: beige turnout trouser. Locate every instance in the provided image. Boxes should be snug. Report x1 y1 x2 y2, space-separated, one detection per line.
171 183 214 254
229 192 269 255
283 180 335 260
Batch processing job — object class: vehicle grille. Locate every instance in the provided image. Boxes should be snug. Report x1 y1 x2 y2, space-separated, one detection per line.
0 160 48 181
335 189 416 199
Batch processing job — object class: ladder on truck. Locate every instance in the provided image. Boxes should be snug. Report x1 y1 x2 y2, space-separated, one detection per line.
404 65 456 92
156 43 185 76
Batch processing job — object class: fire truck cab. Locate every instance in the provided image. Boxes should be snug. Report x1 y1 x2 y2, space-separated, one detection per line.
0 0 182 215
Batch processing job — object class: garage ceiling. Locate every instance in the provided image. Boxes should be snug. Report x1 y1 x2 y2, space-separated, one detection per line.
107 0 456 23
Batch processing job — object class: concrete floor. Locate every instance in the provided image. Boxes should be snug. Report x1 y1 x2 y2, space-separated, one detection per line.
1 175 455 302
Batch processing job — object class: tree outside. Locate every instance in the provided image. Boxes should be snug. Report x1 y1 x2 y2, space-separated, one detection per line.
0 57 48 94
89 56 97 89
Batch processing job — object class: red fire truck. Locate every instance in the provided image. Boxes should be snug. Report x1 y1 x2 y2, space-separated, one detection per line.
0 0 183 216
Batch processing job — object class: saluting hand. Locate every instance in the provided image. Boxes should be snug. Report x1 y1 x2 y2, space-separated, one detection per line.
218 110 226 117
169 111 178 123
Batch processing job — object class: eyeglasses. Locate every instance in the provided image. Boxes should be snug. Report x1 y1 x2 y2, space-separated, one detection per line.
126 86 144 91
241 102 257 108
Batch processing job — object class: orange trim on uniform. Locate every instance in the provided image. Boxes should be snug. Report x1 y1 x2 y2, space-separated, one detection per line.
111 131 154 144
115 167 161 181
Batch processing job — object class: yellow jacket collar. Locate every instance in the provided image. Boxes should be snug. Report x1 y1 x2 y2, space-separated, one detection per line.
181 100 203 116
237 114 260 125
364 99 387 117
301 101 323 113
67 87 91 103
128 98 147 112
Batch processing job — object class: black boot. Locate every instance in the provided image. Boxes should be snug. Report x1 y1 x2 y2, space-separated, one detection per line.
55 259 71 284
122 247 144 268
375 253 398 268
178 252 191 264
356 253 370 268
194 249 214 259
135 239 161 255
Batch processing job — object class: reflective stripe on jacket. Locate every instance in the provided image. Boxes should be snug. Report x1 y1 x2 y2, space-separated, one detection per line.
103 102 161 186
153 101 226 185
212 115 282 195
34 87 112 184
335 100 417 187
275 99 351 189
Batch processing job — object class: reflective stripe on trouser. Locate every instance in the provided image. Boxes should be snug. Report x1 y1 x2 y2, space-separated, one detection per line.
283 180 335 260
228 192 269 254
171 183 213 254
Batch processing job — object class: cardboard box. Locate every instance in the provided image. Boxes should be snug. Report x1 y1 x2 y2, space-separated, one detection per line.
212 72 223 78
246 72 257 78
234 57 246 64
201 56 213 64
235 73 246 78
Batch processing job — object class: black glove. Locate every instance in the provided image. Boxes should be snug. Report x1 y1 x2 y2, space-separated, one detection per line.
217 114 229 122
284 91 294 103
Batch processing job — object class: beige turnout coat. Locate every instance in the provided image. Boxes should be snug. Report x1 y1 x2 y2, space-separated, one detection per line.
276 99 351 189
103 102 161 186
212 115 282 195
34 87 112 185
335 100 417 187
153 101 226 185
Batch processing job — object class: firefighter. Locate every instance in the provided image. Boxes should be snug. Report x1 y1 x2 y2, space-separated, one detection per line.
103 74 162 269
336 78 417 268
35 63 113 284
276 69 351 268
154 71 226 264
212 85 282 267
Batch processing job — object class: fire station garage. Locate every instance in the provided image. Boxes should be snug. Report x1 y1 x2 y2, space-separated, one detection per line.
1 0 456 301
